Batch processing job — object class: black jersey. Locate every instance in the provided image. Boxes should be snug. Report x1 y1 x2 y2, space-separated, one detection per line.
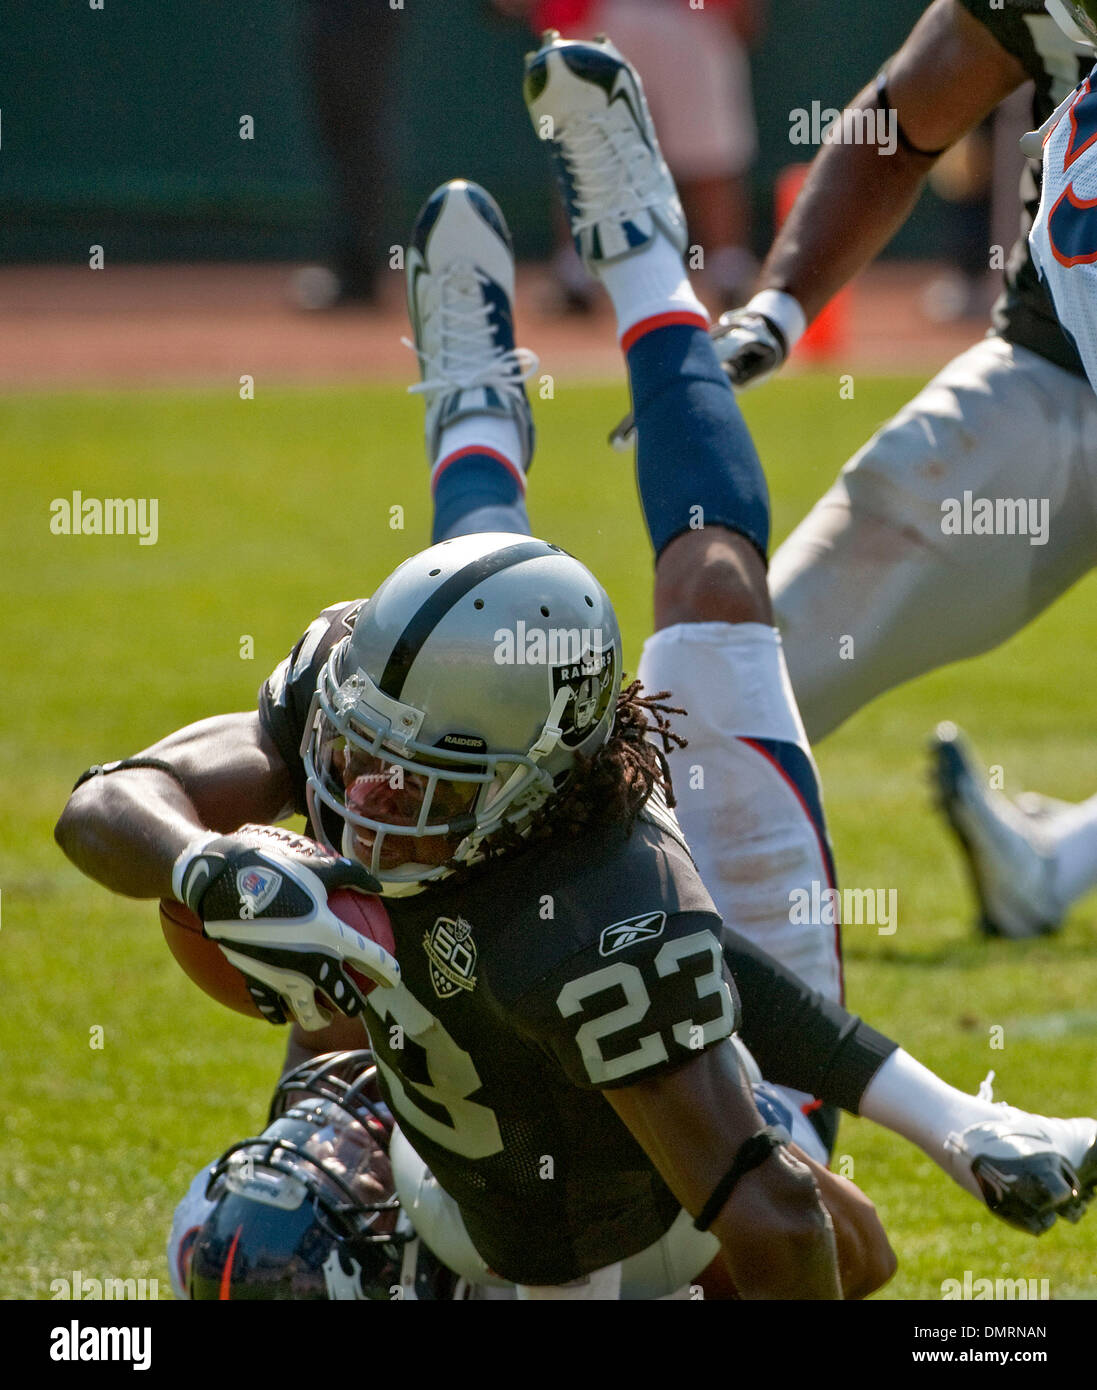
259 605 739 1285
956 0 1092 374
259 598 362 819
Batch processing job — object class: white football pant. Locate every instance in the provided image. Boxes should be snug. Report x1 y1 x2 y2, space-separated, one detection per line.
638 621 844 1005
770 337 1097 743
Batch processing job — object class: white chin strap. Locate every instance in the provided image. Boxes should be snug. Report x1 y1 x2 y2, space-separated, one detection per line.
1019 85 1083 158
374 877 433 900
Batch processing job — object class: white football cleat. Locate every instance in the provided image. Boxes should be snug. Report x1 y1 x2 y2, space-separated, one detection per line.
945 1086 1097 1235
405 179 537 471
523 31 687 270
930 722 1062 938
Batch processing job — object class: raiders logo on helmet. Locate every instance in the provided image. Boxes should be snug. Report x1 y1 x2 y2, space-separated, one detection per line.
551 647 616 749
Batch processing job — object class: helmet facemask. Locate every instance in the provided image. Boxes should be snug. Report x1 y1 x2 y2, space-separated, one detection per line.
209 1103 398 1240
190 1052 458 1300
303 647 574 892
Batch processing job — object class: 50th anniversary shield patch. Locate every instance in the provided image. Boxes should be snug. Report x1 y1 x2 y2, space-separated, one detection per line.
423 915 478 999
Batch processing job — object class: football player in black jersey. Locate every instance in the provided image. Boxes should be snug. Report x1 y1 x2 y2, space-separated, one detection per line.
57 33 1097 1299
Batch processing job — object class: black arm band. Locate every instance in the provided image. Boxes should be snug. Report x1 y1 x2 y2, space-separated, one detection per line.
876 72 948 159
73 758 188 794
693 1126 786 1232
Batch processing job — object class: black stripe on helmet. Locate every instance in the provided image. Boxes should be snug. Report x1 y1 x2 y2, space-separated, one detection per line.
378 539 562 699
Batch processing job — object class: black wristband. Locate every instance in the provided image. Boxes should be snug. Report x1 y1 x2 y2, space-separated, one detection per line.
876 72 947 159
693 1126 786 1232
73 758 188 794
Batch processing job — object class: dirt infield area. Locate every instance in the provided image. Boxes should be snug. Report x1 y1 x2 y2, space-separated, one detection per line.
0 261 983 391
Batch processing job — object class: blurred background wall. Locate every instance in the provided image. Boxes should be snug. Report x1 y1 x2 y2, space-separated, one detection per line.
2 0 951 265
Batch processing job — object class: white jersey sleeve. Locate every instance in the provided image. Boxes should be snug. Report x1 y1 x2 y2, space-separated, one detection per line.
1031 65 1097 392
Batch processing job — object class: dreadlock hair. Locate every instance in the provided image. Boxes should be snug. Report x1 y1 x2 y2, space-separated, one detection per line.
481 680 687 861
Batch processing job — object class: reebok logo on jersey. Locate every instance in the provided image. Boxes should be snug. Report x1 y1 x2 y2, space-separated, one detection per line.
598 911 666 956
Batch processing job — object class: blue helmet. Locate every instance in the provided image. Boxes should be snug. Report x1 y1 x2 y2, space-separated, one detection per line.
187 1051 460 1300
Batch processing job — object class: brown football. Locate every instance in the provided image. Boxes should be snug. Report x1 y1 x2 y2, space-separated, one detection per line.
160 896 262 1018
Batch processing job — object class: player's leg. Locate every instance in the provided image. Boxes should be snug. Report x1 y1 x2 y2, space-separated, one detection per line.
1039 796 1097 918
388 1126 514 1292
770 338 1097 743
605 203 844 1006
931 722 1097 936
862 1050 1097 1238
523 33 843 1014
582 0 760 307
405 179 537 544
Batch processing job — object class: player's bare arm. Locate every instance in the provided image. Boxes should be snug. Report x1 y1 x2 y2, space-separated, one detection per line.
606 1040 843 1299
797 1152 897 1299
54 711 294 899
760 0 1026 323
692 1140 899 1301
284 1015 365 1073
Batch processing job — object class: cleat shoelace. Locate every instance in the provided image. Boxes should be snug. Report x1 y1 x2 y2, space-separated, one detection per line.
554 109 664 233
405 265 538 402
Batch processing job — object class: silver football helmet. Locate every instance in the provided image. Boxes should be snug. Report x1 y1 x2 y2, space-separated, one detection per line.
302 532 621 893
1047 0 1097 46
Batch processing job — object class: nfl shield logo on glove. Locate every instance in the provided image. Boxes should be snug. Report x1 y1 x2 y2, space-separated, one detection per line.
235 866 283 917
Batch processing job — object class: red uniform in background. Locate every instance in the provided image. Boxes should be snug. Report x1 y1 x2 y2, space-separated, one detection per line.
536 0 741 26
531 0 761 310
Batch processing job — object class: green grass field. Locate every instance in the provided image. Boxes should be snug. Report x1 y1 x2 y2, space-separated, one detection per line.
3 373 1096 1300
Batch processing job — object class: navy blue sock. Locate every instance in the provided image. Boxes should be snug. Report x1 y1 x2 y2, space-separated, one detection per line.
431 448 530 543
625 321 770 561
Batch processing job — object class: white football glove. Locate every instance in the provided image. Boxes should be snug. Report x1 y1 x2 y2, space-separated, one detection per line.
710 308 790 390
172 826 399 1030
